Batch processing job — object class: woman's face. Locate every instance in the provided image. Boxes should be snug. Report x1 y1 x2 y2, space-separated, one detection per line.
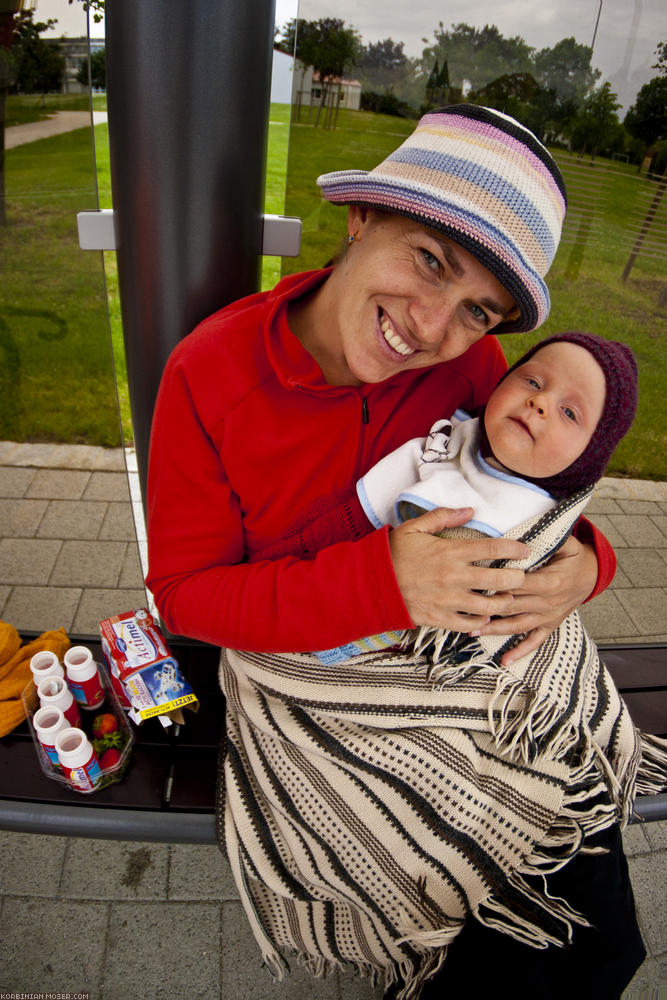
323 207 517 385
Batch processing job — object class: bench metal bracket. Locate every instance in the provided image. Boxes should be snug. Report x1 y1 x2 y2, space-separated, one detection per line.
77 210 302 257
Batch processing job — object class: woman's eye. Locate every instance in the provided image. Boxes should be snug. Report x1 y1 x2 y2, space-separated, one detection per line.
420 248 440 272
468 303 488 324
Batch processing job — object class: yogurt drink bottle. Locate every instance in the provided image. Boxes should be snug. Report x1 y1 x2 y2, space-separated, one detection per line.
64 646 105 710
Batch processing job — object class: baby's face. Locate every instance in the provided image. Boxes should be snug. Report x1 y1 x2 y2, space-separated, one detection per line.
484 342 606 479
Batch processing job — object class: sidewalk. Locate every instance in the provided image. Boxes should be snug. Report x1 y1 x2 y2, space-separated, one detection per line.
5 110 108 149
0 442 665 997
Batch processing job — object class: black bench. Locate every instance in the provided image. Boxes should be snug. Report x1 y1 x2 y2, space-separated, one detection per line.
0 638 665 842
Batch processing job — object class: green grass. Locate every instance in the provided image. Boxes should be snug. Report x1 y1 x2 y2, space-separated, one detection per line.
0 123 122 446
2 103 664 480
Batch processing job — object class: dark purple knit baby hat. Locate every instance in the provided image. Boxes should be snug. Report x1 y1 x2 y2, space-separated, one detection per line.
509 331 638 498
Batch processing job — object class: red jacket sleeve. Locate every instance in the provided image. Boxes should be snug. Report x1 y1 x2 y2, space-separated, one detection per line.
145 355 413 652
573 516 616 600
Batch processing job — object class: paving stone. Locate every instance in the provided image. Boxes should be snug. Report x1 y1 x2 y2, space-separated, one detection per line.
608 515 667 548
616 548 667 588
0 585 10 615
0 442 125 471
0 585 81 632
617 500 664 516
651 515 667 539
37 499 108 540
586 497 622 514
221 899 341 1000
0 896 107 992
0 497 48 537
615 589 667 637
98 501 137 540
70 587 148 635
25 468 91 499
104 901 220 999
579 590 638 641
0 466 36 498
49 540 127 587
0 538 62 585
643 820 667 852
609 563 632 589
82 470 131 502
61 840 169 900
628 853 667 956
583 512 629 548
168 843 239 900
0 829 67 896
118 542 146 588
622 823 652 857
621 955 667 995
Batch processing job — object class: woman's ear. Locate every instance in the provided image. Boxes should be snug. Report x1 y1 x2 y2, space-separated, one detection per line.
347 204 371 238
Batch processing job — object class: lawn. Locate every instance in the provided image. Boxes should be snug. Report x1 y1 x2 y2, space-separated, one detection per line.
2 101 665 480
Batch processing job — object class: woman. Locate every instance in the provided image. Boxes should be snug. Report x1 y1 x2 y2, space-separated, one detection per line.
146 106 645 997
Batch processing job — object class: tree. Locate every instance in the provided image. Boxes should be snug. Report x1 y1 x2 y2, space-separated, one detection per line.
570 81 621 157
278 18 361 128
533 37 600 106
624 76 667 148
77 46 105 90
358 38 410 94
421 22 534 93
9 11 64 95
653 41 666 75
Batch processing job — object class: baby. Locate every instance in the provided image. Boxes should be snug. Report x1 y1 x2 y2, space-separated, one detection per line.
317 330 638 664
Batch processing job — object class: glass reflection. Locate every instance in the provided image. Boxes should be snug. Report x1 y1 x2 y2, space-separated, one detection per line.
279 0 667 480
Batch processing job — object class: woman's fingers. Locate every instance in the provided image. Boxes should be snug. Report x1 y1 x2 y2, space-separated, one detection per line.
389 507 529 629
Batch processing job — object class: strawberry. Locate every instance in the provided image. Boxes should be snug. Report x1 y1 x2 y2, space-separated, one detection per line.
100 748 122 770
92 713 119 739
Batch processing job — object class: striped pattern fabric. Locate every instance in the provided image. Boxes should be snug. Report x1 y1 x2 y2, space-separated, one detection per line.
217 489 667 1000
317 105 567 333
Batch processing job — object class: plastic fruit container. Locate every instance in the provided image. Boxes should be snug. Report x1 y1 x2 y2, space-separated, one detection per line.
22 658 134 794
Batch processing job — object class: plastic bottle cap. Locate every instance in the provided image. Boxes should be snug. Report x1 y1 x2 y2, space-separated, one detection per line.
33 707 66 735
30 650 64 681
38 676 67 700
55 727 93 768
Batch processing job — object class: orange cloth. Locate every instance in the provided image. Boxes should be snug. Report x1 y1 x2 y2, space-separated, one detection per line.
0 621 70 737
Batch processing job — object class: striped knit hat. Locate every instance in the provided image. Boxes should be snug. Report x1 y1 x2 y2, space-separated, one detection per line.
317 104 567 333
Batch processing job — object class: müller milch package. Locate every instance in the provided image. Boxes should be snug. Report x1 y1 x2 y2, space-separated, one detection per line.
99 608 199 728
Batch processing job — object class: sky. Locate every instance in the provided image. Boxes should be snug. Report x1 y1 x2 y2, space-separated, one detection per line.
35 0 666 111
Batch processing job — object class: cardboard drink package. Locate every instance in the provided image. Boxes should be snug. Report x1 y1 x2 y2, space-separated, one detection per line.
99 609 198 727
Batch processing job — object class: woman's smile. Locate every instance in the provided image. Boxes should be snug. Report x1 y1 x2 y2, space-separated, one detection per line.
378 308 416 358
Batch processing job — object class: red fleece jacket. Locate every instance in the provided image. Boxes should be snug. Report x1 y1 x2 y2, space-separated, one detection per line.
146 269 615 651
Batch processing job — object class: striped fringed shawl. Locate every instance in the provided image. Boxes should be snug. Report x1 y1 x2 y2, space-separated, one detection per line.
216 488 667 1000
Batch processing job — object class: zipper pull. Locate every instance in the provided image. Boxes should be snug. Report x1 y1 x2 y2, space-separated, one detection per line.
362 398 369 424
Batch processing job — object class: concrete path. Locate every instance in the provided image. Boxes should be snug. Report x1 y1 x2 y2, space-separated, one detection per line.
5 110 108 149
0 441 665 997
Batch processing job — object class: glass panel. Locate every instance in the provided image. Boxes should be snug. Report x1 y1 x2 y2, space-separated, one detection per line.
0 2 145 639
279 0 667 481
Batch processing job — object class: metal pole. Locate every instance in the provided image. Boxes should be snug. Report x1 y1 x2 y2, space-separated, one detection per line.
105 0 276 500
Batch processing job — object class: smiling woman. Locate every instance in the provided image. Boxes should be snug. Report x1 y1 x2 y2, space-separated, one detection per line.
145 104 650 1000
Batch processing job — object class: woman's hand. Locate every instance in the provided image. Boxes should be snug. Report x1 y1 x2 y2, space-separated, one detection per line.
473 533 599 665
389 507 530 632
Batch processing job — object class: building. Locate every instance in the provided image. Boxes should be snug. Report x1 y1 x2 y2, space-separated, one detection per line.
47 36 105 93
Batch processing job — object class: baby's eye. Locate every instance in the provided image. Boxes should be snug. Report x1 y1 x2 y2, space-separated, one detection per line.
563 406 577 422
420 248 440 272
526 376 540 388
